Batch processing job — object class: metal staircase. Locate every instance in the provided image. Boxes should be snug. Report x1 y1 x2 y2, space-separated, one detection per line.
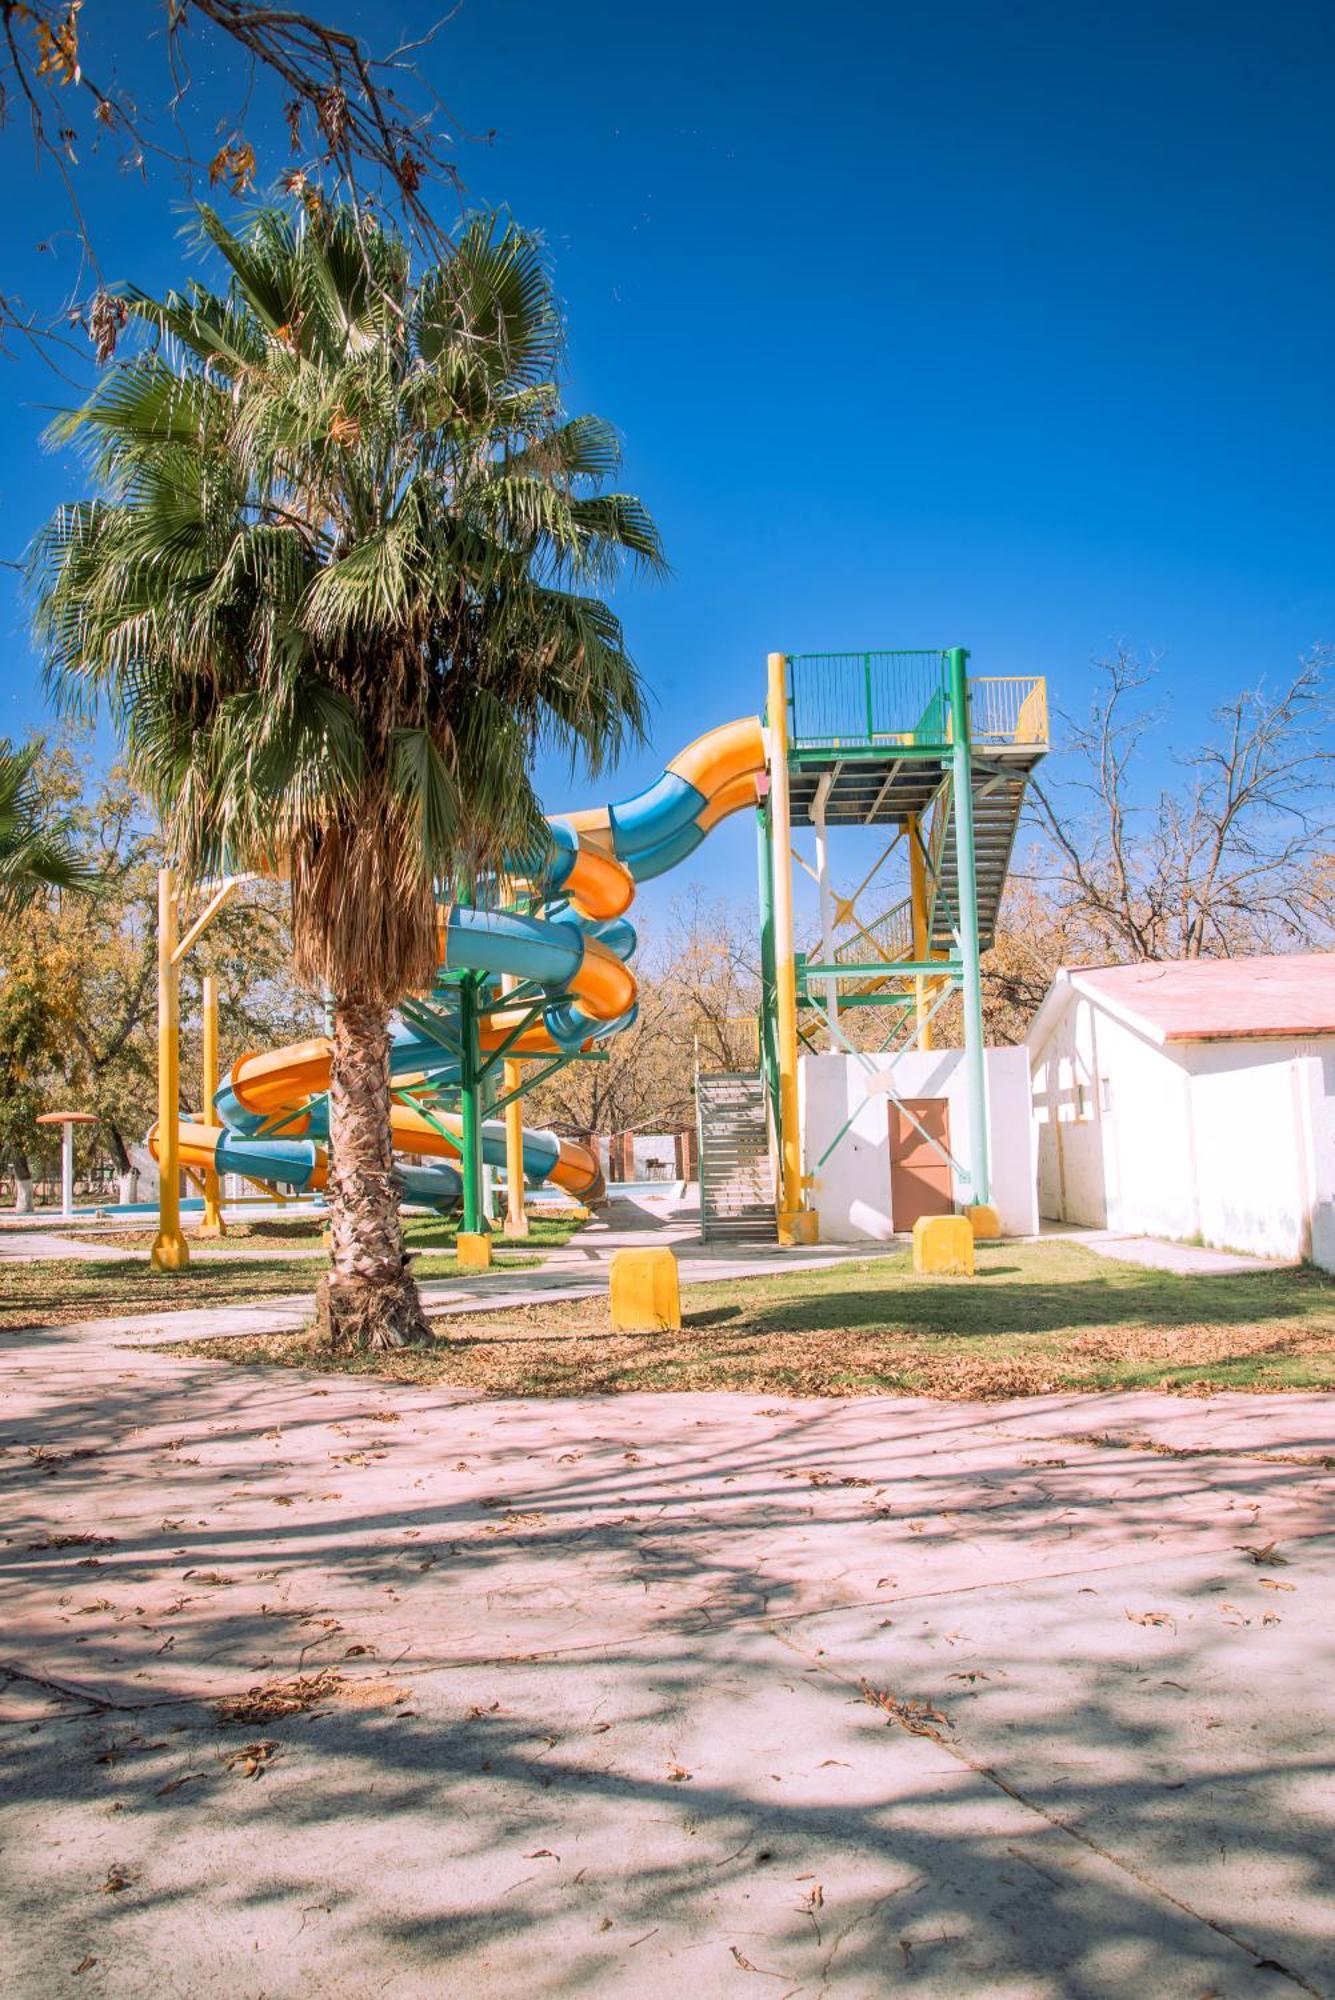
928 763 1034 952
697 1073 775 1242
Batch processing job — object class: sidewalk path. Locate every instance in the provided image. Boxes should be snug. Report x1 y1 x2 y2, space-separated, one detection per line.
1047 1223 1300 1277
1 1283 1333 1995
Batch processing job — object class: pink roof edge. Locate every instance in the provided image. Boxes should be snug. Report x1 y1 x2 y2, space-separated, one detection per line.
1069 952 1335 1042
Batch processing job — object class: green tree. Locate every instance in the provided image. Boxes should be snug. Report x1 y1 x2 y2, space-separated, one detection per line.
33 202 663 1347
0 737 89 918
0 743 318 1211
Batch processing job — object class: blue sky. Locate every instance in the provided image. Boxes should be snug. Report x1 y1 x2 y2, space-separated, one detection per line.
2 0 1333 932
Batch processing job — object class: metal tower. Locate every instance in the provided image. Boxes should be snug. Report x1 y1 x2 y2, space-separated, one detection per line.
756 647 1049 1240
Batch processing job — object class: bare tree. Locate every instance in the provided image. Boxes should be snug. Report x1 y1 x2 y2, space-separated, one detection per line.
1028 648 1334 963
527 895 761 1138
1 0 478 359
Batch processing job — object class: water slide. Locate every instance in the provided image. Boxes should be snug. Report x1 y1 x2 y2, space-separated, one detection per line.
153 717 768 1213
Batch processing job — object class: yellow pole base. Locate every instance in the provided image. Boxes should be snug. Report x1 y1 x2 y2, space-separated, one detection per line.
777 1208 820 1248
197 1211 226 1240
966 1203 1002 1241
150 1231 190 1272
457 1232 493 1273
609 1247 681 1331
912 1214 974 1277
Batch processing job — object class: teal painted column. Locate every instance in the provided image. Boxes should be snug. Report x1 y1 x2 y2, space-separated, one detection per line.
948 645 991 1206
755 804 779 1110
458 974 487 1234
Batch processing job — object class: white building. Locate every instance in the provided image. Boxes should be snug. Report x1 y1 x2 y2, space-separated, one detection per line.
800 1046 1039 1241
1026 954 1335 1270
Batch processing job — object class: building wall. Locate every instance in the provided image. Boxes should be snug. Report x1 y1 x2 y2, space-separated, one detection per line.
1183 1038 1335 1264
799 1047 1038 1241
1029 988 1335 1268
1033 996 1195 1238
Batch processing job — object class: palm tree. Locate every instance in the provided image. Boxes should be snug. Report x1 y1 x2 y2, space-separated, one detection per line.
0 738 90 919
33 202 664 1349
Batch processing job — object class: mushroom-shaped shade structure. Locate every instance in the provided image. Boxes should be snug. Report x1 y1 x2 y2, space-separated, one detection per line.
36 1111 98 1219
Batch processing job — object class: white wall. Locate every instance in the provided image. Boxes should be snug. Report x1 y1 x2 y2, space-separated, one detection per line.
1032 995 1197 1239
800 1046 1038 1241
1302 1049 1335 1272
1185 1039 1335 1264
1029 988 1335 1269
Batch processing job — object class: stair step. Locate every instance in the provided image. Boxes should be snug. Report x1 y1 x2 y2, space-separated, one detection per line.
698 1069 774 1241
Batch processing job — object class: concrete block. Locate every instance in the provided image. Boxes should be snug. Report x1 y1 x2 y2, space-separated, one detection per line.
967 1203 1002 1241
610 1247 681 1331
778 1208 818 1247
912 1213 974 1276
456 1232 493 1273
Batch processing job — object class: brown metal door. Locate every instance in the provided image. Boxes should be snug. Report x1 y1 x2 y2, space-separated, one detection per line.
888 1098 953 1229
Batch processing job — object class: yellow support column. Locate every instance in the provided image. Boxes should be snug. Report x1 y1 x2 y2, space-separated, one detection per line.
907 813 933 1052
151 867 189 1272
767 651 816 1247
197 973 227 1238
501 974 529 1239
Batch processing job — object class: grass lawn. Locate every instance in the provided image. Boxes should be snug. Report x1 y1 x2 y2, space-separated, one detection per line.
64 1211 586 1253
179 1238 1335 1399
0 1211 586 1329
0 1234 555 1329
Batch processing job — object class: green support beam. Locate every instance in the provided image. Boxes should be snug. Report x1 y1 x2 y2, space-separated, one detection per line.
457 973 487 1235
948 644 991 1205
798 957 963 980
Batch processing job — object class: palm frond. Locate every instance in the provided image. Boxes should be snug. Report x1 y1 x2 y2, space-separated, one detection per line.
30 197 662 1003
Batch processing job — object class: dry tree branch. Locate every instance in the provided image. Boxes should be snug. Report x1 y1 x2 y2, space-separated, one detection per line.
1028 647 1334 964
0 0 485 361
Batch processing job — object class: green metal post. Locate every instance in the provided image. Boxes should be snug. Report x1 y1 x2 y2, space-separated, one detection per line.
755 805 779 1110
948 645 990 1206
458 973 487 1234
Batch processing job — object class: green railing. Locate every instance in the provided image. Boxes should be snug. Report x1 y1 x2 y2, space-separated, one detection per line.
786 653 1048 755
787 650 951 750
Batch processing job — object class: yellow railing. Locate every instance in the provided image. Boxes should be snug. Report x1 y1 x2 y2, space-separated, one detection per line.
969 676 1049 747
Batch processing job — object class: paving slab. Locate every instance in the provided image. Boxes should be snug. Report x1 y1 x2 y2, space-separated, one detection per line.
1052 1227 1298 1277
1 1325 1332 1996
0 1231 139 1265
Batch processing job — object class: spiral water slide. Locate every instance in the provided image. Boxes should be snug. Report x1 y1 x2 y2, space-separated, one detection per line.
159 717 768 1212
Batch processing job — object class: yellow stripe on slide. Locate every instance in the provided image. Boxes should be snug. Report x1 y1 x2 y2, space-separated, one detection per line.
564 844 635 919
697 770 763 833
554 807 616 857
667 716 766 797
574 936 636 1021
228 1039 331 1114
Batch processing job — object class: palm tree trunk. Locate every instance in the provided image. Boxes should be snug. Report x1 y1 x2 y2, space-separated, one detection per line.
314 996 430 1352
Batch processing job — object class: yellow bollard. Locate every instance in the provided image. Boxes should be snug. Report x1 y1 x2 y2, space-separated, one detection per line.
912 1214 975 1277
151 867 189 1272
966 1203 1002 1241
610 1247 681 1332
456 1232 493 1273
197 973 227 1238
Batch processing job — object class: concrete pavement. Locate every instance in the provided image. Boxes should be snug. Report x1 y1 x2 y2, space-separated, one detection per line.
1042 1223 1299 1278
2 1288 1333 1997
